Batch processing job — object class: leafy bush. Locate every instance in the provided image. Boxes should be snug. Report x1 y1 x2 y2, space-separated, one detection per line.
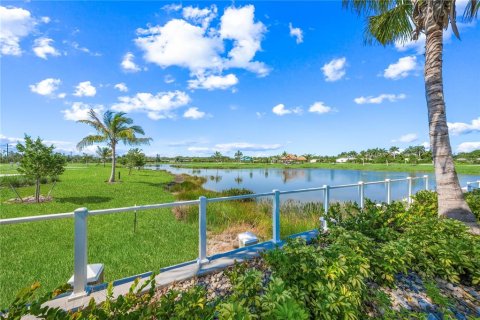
264 237 370 319
409 189 480 222
465 189 480 221
0 175 35 188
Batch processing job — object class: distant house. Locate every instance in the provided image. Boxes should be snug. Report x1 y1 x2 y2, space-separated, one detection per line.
336 157 355 163
280 154 307 164
241 156 253 162
309 159 318 163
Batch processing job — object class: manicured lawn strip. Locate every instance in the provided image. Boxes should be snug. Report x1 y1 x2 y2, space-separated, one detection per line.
169 162 480 175
0 166 198 307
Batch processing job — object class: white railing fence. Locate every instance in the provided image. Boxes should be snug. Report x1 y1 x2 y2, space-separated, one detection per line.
466 180 480 192
0 175 433 300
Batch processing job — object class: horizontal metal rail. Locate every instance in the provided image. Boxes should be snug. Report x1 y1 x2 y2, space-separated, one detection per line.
208 192 274 203
279 186 325 195
0 212 74 225
89 200 200 217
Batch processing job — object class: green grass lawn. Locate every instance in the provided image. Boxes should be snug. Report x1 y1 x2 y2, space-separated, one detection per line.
169 162 480 175
0 165 198 307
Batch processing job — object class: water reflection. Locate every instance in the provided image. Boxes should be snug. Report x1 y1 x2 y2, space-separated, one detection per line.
153 165 479 203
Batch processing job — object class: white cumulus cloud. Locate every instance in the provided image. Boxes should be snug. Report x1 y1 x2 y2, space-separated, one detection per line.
74 81 96 97
308 101 333 114
29 78 61 96
182 5 217 29
33 37 60 59
183 107 206 119
354 93 406 104
121 52 141 72
220 5 269 76
384 56 418 80
289 23 303 44
457 142 480 153
272 104 302 116
448 117 480 135
111 90 190 120
322 57 347 82
114 82 128 92
0 6 36 56
62 102 104 121
188 73 238 90
392 133 418 143
135 4 269 80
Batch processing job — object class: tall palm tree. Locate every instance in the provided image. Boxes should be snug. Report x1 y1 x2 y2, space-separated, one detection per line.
77 109 152 182
343 0 478 225
96 146 112 167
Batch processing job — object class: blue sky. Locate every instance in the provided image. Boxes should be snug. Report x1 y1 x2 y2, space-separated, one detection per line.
1 1 479 157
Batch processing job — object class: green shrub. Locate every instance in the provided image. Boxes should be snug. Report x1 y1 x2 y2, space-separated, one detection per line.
264 237 370 319
0 175 35 188
220 188 254 201
409 189 480 222
408 190 438 218
465 189 480 221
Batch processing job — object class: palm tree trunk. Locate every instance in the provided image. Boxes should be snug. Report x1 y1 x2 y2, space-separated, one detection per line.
109 145 116 183
424 16 475 223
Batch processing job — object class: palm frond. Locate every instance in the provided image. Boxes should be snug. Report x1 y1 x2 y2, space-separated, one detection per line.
342 0 397 15
124 137 153 146
129 125 146 135
76 135 107 150
366 3 413 45
463 0 479 20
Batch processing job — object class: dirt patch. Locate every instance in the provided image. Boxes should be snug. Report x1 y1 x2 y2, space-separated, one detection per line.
207 223 267 256
7 195 53 204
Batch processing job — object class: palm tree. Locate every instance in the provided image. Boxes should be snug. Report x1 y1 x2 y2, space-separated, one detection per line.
212 151 223 162
77 109 152 182
96 146 112 167
389 146 400 160
343 0 478 225
234 150 243 162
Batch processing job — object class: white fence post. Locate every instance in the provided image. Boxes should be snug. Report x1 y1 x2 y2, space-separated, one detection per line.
272 189 281 243
198 196 208 265
424 175 429 191
358 181 365 209
323 185 330 214
407 177 413 205
385 179 391 204
69 207 88 300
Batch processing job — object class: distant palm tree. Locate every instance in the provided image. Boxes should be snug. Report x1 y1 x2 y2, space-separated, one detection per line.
96 146 112 167
234 150 243 162
389 146 400 160
77 109 152 182
343 0 478 225
212 151 223 162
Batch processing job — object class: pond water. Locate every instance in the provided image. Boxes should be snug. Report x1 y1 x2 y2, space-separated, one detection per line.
152 165 480 203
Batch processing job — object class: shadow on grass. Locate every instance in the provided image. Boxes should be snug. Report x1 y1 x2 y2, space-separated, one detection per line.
56 196 113 205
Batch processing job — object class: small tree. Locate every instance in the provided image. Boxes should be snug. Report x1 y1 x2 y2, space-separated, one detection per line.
125 148 146 175
16 135 67 202
234 150 243 162
96 146 112 167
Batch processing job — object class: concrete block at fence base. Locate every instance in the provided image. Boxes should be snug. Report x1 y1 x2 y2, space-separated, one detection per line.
238 232 259 248
68 263 104 286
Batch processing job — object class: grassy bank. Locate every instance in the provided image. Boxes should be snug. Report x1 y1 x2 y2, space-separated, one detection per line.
169 162 480 175
0 165 199 307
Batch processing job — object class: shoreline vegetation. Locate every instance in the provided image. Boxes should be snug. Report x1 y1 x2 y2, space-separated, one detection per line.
167 162 480 175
